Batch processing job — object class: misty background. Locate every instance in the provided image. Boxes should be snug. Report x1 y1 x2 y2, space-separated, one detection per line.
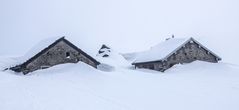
0 0 238 64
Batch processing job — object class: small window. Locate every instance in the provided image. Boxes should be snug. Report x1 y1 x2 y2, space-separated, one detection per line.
41 66 50 69
66 52 70 58
169 64 174 67
149 65 154 70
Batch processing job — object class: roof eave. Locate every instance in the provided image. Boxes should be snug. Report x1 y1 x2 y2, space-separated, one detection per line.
21 36 65 67
132 60 162 65
190 37 222 60
133 37 222 65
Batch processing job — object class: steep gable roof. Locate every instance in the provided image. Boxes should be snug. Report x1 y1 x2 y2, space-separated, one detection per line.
19 37 100 67
133 37 221 64
62 38 100 65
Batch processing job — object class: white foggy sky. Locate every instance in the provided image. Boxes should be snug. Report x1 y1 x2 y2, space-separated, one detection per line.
0 0 239 63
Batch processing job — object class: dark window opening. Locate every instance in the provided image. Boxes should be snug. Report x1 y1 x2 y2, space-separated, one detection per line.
66 52 70 58
41 66 50 69
149 65 154 70
169 64 174 67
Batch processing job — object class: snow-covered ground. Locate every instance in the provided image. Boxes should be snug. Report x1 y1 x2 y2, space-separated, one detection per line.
1 57 239 110
1 0 239 110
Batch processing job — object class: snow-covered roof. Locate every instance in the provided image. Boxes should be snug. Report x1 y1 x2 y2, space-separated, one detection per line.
133 37 221 64
12 36 102 67
8 36 133 70
18 37 62 64
133 38 189 63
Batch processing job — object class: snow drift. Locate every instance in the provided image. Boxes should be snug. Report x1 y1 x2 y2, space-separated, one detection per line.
1 56 239 110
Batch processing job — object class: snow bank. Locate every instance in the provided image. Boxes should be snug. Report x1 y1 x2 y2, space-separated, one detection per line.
96 45 131 71
1 61 239 110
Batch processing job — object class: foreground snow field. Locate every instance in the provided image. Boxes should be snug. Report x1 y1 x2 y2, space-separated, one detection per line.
0 59 239 110
1 0 239 109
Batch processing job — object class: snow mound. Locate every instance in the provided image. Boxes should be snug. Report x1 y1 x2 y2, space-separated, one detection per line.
28 62 100 75
167 61 239 74
0 56 22 71
96 44 131 71
97 63 115 72
122 53 138 62
1 60 239 110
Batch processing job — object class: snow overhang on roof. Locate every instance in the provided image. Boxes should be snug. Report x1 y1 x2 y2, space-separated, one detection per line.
15 36 101 67
133 37 221 64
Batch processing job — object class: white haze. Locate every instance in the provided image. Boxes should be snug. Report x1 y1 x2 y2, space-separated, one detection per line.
0 0 239 64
